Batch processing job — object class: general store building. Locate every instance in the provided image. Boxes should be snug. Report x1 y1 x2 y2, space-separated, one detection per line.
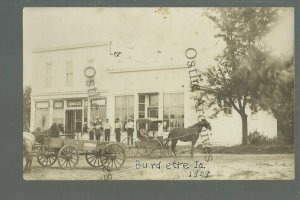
29 43 277 146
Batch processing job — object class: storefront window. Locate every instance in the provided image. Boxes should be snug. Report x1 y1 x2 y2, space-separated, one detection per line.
53 100 64 125
163 93 184 131
90 97 106 122
34 100 50 131
148 94 158 118
115 95 134 129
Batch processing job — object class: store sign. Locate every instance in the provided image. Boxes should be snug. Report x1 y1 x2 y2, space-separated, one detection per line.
67 100 82 107
53 101 64 109
36 101 49 109
91 98 106 107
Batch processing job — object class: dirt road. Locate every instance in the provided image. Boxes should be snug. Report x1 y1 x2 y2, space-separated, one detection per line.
23 154 294 180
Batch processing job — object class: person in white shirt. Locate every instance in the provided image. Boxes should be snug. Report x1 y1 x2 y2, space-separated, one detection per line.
125 118 134 145
103 118 112 141
114 118 122 142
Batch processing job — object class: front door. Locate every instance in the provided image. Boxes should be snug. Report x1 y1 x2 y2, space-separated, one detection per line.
65 110 82 136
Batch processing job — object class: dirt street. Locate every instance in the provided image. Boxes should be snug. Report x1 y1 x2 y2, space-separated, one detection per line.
23 153 294 180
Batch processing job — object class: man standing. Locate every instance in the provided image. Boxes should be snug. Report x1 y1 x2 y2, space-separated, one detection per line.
115 118 122 142
103 118 112 141
95 119 102 141
125 118 134 145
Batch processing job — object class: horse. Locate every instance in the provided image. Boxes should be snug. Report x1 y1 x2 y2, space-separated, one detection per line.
165 116 212 157
23 123 62 173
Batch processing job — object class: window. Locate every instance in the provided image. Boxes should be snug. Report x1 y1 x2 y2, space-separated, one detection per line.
163 93 184 131
34 101 50 131
224 100 232 115
139 95 145 118
148 94 158 118
115 95 134 129
53 100 64 125
66 61 73 85
90 97 106 122
45 63 52 87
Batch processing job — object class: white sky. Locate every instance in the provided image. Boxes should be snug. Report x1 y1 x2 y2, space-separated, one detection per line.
23 7 294 86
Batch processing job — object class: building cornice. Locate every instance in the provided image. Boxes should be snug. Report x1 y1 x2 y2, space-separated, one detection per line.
31 89 109 99
107 65 186 74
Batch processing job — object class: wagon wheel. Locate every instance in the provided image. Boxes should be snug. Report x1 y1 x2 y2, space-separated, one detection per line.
37 146 58 167
139 139 163 158
85 150 103 167
121 137 138 158
57 145 79 169
100 143 125 171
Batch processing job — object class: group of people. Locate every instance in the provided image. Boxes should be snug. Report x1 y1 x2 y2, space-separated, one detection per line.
86 118 135 144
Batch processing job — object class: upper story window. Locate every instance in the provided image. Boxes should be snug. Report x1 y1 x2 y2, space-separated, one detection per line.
224 100 232 115
45 63 52 87
66 61 73 85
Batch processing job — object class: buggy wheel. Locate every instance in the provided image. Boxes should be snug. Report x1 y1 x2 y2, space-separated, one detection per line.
57 145 79 169
121 137 138 158
85 151 103 167
37 146 57 167
100 144 125 171
139 139 163 158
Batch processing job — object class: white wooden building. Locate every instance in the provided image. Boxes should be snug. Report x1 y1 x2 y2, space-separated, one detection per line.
29 42 277 146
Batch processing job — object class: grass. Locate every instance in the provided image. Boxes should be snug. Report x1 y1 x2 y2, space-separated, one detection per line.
208 144 294 154
175 144 294 154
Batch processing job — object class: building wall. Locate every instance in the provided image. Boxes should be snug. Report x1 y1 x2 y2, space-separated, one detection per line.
29 43 277 146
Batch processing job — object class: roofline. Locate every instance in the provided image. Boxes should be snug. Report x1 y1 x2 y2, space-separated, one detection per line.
32 42 110 53
107 65 186 73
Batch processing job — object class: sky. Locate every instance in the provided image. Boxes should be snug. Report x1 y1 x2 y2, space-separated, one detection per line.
23 7 294 87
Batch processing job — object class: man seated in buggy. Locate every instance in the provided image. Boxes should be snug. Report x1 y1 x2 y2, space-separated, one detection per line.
136 118 162 141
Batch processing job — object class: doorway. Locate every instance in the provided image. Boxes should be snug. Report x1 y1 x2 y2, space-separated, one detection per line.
65 110 82 136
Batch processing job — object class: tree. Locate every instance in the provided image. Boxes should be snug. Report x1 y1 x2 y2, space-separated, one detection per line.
197 8 280 144
23 86 31 131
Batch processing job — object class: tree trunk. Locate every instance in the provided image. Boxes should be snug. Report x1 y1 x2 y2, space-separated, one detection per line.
241 114 248 145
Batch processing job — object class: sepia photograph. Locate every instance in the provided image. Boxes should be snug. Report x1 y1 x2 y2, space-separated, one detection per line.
23 7 295 180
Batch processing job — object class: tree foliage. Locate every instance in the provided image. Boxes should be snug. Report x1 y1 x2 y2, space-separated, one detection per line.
23 86 31 131
197 8 293 144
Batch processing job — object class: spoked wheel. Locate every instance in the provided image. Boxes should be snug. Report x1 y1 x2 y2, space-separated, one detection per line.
121 137 138 158
37 146 58 167
57 145 79 169
100 143 125 171
85 150 103 167
138 139 163 158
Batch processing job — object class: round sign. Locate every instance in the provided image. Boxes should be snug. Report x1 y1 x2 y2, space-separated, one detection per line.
84 66 96 78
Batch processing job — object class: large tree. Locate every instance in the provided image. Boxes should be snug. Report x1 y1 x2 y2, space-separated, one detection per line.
23 86 31 131
197 8 281 144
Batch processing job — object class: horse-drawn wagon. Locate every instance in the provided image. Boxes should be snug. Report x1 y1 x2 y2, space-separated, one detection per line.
122 118 172 158
29 134 125 171
122 116 212 158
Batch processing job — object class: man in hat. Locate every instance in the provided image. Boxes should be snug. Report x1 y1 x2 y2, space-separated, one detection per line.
125 118 134 145
103 118 112 141
88 121 95 140
95 119 102 141
114 118 122 142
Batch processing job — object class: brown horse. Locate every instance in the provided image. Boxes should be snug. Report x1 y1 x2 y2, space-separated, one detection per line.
23 123 62 173
165 118 212 157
